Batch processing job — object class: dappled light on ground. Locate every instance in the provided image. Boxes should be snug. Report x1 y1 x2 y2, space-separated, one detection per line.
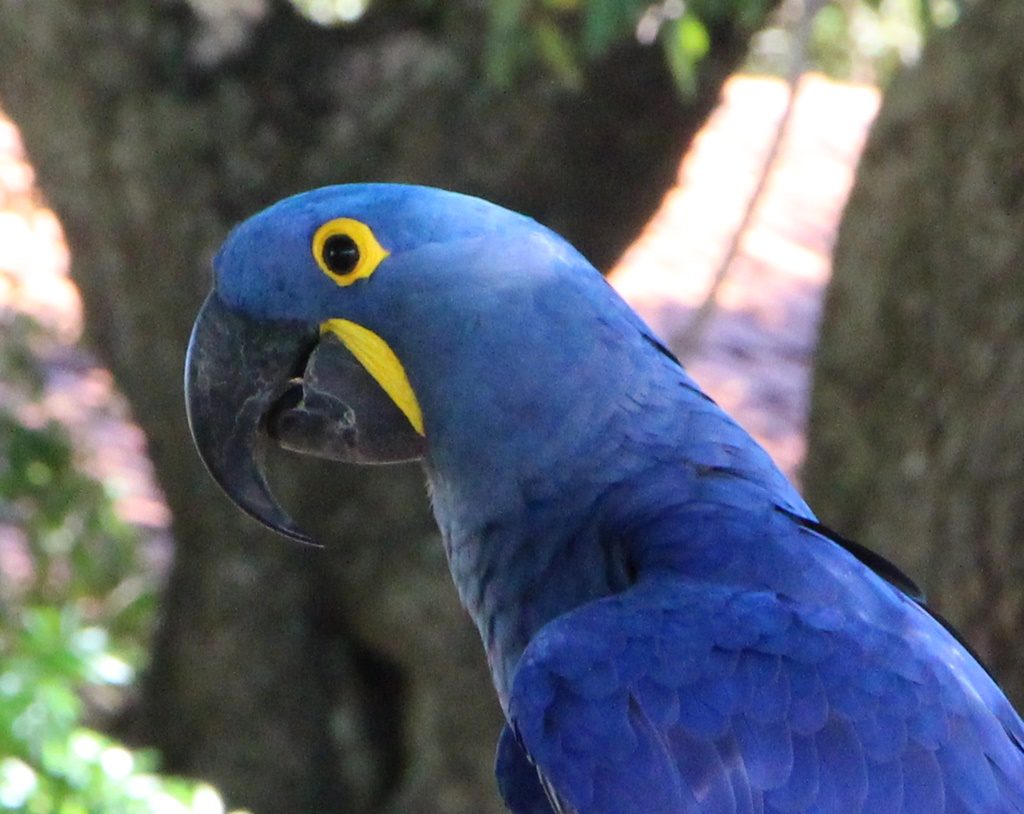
0 117 171 547
0 118 77 339
610 73 880 478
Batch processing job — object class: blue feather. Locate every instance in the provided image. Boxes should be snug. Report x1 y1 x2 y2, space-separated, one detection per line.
861 758 904 814
902 745 946 812
764 732 819 812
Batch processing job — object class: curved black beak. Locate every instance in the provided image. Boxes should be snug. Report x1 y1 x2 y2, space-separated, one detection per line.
185 293 428 545
185 293 317 544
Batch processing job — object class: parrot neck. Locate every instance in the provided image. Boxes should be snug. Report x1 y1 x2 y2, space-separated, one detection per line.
423 359 809 710
427 461 632 710
407 269 809 708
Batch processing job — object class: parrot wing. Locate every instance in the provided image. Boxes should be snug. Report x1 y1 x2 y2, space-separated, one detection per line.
497 722 562 813
507 572 1024 814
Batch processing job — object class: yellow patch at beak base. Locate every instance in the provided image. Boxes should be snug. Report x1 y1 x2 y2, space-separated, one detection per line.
319 319 425 436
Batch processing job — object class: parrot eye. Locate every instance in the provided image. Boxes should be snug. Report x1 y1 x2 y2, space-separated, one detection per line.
312 217 390 287
322 234 359 275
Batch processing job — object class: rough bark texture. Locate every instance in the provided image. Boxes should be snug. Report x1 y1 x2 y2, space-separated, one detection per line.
0 1 766 811
804 0 1024 707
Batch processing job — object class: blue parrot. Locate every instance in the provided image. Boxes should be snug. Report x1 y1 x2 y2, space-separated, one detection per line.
184 184 1024 813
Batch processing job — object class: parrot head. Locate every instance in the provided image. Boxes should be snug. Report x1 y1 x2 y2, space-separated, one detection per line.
185 183 639 543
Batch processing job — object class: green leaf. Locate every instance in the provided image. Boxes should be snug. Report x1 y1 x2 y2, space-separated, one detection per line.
581 0 646 57
581 0 620 56
534 19 583 88
736 0 770 29
663 13 710 98
484 0 530 87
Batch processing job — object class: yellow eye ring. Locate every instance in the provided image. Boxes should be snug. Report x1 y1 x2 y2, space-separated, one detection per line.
312 218 390 286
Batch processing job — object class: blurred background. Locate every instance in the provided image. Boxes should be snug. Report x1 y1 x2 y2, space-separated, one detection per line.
0 0 1021 811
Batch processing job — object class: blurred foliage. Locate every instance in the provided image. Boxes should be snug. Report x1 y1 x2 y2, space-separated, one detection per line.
504 0 772 95
806 0 962 83
288 0 772 95
468 0 770 94
0 312 242 814
289 0 964 96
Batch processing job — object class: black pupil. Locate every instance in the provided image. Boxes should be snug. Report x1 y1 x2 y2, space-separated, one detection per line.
322 234 360 274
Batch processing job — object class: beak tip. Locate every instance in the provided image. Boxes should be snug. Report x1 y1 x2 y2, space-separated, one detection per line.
272 519 321 548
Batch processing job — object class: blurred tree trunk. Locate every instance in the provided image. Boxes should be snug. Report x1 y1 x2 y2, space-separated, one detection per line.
0 1 766 811
804 0 1024 707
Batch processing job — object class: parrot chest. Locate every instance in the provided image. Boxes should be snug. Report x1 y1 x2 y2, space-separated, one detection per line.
441 501 634 712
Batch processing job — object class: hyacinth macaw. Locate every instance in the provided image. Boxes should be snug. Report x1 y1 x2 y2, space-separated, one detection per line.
184 184 1024 813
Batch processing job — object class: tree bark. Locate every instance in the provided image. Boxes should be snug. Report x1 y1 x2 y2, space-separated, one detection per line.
804 0 1024 707
0 1 767 810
